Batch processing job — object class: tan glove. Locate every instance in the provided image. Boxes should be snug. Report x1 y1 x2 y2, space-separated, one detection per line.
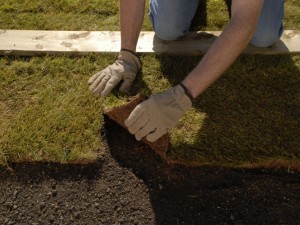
125 84 193 142
88 50 141 96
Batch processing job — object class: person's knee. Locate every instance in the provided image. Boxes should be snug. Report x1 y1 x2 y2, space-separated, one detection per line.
250 30 281 48
250 25 283 48
149 4 188 41
154 24 185 41
149 0 196 41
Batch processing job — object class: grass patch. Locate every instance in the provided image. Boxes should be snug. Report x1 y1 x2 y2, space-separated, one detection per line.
0 55 110 165
0 0 299 168
168 55 300 166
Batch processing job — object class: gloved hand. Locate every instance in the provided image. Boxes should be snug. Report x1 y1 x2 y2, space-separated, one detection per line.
125 84 193 142
88 49 141 96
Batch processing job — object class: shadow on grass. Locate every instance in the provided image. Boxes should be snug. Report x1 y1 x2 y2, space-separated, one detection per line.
155 53 300 166
190 0 231 31
104 117 300 225
190 0 208 31
145 0 299 165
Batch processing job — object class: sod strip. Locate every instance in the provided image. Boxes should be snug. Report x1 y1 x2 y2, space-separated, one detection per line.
0 30 299 56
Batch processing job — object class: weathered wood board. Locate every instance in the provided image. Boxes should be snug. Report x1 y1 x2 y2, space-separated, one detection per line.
0 30 299 56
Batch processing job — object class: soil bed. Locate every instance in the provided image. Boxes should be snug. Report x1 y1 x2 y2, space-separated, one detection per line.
1 119 300 225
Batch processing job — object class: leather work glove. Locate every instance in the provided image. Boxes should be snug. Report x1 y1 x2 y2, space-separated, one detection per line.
125 84 193 142
88 49 141 96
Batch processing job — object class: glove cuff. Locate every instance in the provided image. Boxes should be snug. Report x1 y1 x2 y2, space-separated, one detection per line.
120 48 140 60
179 82 195 103
173 85 193 110
119 48 142 70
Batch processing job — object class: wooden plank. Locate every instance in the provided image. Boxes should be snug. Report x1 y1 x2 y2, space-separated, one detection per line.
0 29 299 56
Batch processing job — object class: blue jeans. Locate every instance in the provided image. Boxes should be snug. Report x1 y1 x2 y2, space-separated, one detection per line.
149 0 284 47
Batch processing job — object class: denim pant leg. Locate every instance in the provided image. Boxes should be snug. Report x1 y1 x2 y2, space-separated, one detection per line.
251 0 284 47
149 0 200 41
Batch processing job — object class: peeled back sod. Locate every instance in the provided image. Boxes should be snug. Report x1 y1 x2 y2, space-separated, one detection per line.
104 96 169 160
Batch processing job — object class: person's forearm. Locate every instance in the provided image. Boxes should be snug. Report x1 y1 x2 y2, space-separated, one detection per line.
182 1 263 98
120 0 145 52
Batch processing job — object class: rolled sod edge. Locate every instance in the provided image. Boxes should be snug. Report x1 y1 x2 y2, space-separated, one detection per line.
103 95 169 159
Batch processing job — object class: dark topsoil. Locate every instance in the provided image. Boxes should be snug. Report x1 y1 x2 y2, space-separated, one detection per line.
1 118 300 225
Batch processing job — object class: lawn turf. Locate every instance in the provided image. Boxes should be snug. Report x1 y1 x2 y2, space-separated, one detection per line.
0 0 299 168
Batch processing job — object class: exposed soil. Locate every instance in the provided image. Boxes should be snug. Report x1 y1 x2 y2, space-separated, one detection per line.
1 118 300 225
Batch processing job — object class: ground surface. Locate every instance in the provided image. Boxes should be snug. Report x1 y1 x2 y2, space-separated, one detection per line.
1 1 300 223
1 0 300 167
1 120 300 225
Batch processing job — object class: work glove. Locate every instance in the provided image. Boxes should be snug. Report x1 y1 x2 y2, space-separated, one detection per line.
125 84 193 142
88 49 141 96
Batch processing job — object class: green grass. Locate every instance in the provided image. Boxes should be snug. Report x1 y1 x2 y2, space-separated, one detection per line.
0 55 108 165
0 0 299 168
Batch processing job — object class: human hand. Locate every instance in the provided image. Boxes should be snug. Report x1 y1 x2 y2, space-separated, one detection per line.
125 84 193 142
88 50 141 97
